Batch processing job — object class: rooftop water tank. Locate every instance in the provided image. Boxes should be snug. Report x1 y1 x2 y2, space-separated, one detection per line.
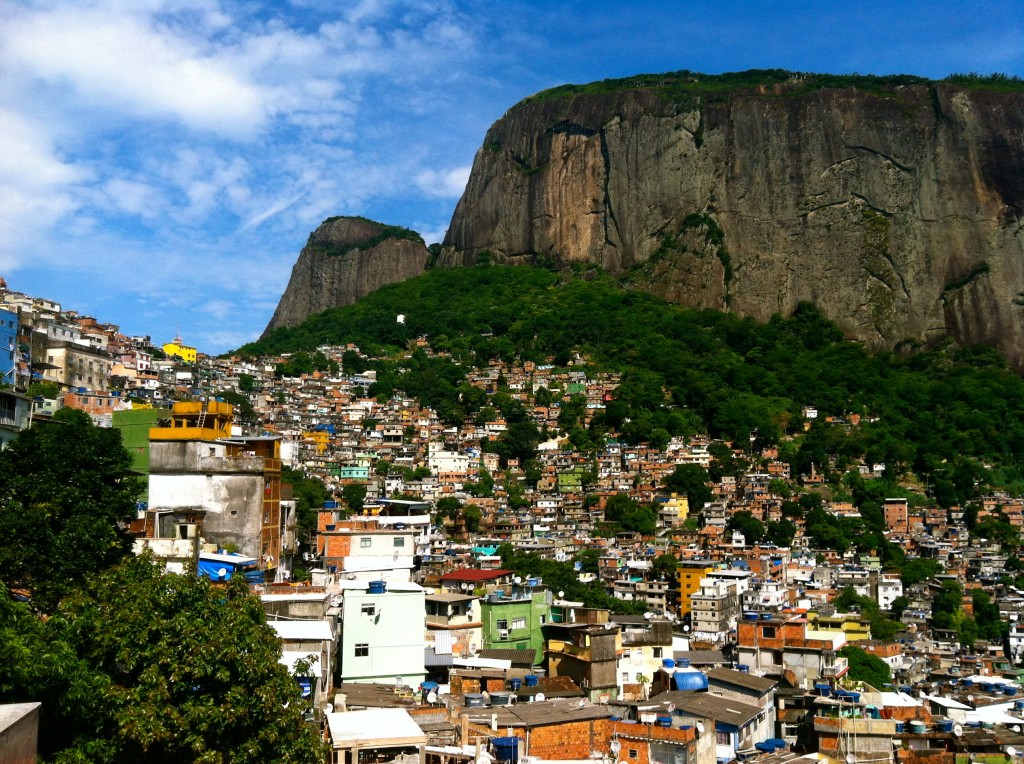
491 737 519 764
672 666 709 692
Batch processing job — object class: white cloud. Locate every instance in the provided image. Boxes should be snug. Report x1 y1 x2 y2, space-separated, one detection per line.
0 109 89 266
414 165 471 198
1 5 269 139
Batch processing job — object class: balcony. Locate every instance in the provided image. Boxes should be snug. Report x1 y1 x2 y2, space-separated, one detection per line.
822 657 849 678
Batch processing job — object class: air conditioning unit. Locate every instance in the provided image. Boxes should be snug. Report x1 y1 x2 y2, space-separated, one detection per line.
499 629 510 640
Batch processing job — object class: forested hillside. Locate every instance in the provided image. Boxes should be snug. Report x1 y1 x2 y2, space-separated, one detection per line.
240 264 1024 501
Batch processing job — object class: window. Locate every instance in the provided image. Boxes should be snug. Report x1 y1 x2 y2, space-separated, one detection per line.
762 626 776 639
716 732 731 746
354 643 369 657
393 537 405 547
496 619 508 631
511 617 526 630
628 750 638 759
361 603 376 616
360 538 371 548
653 647 663 658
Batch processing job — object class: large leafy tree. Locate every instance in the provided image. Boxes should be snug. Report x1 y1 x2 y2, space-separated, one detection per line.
1 556 325 763
0 408 142 609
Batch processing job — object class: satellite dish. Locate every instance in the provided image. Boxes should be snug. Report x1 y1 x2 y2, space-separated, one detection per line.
461 582 470 591
218 567 228 579
427 691 438 704
323 703 333 714
477 755 492 764
1008 749 1018 759
578 698 587 708
644 612 653 620
610 740 622 755
954 724 964 737
534 692 546 702
514 576 523 585
695 722 705 735
667 703 676 713
968 694 975 702
558 590 565 599
847 755 858 764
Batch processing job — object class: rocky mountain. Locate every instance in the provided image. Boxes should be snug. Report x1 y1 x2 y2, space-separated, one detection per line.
438 72 1024 364
263 216 428 336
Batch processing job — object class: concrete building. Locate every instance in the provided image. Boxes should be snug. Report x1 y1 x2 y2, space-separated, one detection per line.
0 389 31 448
544 622 619 702
146 400 284 578
337 580 426 686
690 578 741 646
677 560 716 619
480 588 551 663
41 340 112 392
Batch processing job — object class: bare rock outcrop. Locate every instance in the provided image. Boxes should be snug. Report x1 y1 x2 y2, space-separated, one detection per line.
263 216 428 336
439 77 1024 364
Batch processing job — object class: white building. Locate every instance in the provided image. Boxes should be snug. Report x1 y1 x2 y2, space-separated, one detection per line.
337 580 426 686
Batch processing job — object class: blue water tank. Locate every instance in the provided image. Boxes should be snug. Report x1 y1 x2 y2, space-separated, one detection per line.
524 675 539 687
673 668 709 692
662 658 676 669
492 737 519 764
367 580 387 594
508 678 522 691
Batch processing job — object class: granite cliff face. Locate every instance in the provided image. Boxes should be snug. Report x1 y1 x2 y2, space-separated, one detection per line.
263 216 428 336
439 77 1024 363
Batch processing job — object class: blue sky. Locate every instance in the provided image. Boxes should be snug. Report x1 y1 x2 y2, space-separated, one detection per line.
1 0 1022 354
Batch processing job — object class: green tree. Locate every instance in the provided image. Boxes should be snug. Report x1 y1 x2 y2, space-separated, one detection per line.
463 504 483 533
341 484 367 514
280 466 329 547
652 553 679 580
839 645 892 689
1 556 325 762
434 496 461 524
238 373 256 392
0 408 142 610
662 465 713 512
900 558 940 587
726 510 765 544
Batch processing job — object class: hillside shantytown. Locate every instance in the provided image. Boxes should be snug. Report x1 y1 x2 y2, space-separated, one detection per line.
5 275 1024 764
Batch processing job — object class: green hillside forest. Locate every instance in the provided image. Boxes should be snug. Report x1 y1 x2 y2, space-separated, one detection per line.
239 264 1024 504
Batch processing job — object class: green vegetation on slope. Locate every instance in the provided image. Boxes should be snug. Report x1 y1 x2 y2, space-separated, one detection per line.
239 265 1024 496
517 68 1024 108
309 215 424 257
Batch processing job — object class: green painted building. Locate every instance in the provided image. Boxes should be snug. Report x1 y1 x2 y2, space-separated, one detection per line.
112 407 168 501
480 589 551 664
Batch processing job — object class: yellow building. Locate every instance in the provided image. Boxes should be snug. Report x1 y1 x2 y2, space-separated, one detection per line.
303 429 330 454
677 560 716 618
149 399 233 441
806 610 872 642
162 335 197 364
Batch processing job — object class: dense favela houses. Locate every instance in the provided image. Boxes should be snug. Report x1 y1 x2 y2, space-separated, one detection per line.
6 274 1024 764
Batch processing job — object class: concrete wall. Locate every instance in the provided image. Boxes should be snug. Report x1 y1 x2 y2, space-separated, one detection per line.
0 703 40 764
